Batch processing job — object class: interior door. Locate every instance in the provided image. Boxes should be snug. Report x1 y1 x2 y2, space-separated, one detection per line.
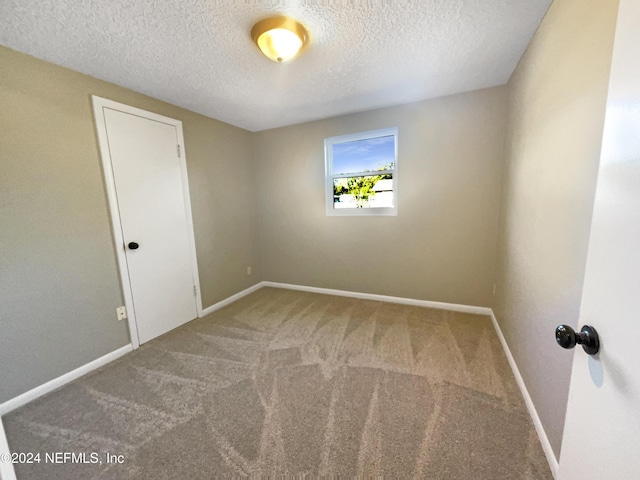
101 105 199 344
558 0 640 478
0 417 15 480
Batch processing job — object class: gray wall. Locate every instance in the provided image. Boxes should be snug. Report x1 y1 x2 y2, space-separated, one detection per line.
255 87 507 307
0 46 261 403
493 0 619 459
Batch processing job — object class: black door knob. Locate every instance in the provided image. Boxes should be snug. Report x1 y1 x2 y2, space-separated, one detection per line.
127 242 139 250
555 324 600 355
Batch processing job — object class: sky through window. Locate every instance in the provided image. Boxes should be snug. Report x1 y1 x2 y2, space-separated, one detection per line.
332 135 395 174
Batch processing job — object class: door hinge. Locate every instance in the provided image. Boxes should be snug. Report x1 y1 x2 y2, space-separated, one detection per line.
177 144 181 158
193 285 197 296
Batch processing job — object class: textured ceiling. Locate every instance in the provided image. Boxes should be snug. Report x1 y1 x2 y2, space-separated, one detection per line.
0 0 552 132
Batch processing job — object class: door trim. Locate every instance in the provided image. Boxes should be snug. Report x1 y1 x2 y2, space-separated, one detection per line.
91 96 203 348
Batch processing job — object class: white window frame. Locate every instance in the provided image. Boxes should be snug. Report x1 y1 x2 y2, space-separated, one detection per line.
324 127 398 216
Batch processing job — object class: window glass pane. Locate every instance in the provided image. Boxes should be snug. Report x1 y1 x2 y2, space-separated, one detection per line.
332 135 395 175
333 174 393 209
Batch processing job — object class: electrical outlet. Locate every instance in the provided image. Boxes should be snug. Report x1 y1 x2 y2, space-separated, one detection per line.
116 306 127 321
247 266 252 276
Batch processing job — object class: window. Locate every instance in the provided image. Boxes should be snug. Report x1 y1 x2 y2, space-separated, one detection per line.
324 127 398 216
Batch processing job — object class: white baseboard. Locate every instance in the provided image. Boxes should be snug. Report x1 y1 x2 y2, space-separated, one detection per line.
489 311 559 479
0 345 133 417
262 281 493 316
0 417 17 480
201 282 265 317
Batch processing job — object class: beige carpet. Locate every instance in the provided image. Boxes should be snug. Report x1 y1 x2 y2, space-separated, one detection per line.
3 287 552 479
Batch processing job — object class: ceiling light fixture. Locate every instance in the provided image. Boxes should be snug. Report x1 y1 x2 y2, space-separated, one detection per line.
251 16 309 63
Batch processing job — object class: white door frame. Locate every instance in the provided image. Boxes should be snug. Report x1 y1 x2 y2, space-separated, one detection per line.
91 96 203 349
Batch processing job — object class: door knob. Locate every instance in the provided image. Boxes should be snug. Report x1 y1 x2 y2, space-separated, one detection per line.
555 324 600 355
127 242 139 250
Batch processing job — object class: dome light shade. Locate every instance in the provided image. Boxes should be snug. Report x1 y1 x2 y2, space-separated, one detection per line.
251 16 309 63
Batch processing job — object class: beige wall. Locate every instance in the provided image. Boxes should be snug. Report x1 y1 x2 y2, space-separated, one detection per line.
0 46 261 403
255 87 507 307
494 0 619 459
